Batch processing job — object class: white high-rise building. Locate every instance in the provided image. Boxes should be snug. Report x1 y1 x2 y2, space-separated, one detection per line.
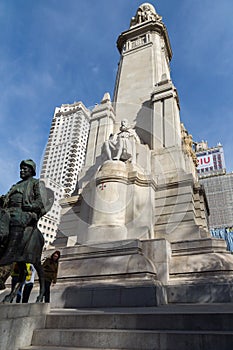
38 177 64 249
39 101 90 248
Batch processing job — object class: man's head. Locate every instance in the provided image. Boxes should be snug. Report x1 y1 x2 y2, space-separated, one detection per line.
20 159 36 179
120 119 129 131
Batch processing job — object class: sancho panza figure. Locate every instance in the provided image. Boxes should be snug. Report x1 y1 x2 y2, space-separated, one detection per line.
0 159 53 265
102 119 140 163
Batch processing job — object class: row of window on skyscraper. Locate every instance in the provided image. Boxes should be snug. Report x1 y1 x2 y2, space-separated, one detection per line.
39 102 90 248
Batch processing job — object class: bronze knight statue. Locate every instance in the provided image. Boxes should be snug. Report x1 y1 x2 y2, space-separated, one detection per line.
0 159 54 302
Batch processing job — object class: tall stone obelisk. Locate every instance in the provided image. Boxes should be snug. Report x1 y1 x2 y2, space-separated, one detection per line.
55 3 233 308
112 3 208 241
114 3 174 148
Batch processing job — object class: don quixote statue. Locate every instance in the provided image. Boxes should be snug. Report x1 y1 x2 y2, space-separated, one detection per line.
0 159 54 302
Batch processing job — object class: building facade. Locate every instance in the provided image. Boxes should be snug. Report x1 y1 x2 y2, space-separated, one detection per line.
39 101 90 248
196 141 226 177
200 172 233 229
196 141 233 233
38 178 64 248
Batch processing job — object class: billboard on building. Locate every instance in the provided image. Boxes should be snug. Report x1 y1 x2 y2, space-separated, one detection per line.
196 143 225 175
197 154 214 170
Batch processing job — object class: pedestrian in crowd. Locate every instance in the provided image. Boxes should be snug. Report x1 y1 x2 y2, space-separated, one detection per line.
10 262 22 303
42 250 60 303
10 262 35 303
22 263 36 303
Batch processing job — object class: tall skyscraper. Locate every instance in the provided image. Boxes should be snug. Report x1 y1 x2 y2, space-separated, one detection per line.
39 101 90 248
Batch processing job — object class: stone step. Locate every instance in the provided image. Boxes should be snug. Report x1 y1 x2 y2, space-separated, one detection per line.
20 347 126 350
29 328 233 350
45 310 233 331
19 305 233 350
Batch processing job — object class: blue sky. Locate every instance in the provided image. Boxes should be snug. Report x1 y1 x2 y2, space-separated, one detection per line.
0 0 233 193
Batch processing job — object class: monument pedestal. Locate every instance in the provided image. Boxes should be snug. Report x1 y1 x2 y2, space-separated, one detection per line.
50 239 167 308
167 237 233 303
51 236 233 308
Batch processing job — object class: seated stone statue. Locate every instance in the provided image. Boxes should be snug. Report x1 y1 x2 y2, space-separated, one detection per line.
102 119 140 163
0 159 53 265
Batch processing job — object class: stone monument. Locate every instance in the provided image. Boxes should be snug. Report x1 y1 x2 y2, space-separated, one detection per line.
54 3 233 307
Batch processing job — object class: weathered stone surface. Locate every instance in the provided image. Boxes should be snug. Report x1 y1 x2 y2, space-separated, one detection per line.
19 305 233 350
56 3 233 307
0 303 49 350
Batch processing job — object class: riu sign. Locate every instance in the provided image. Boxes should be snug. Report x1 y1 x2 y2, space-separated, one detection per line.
197 154 214 170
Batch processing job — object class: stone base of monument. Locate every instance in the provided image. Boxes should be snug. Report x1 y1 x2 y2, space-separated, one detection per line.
166 237 233 303
167 280 233 303
47 236 233 308
48 239 168 308
0 303 49 349
55 278 167 308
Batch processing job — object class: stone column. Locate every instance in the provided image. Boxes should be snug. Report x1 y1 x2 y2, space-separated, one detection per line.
86 161 128 243
85 93 115 168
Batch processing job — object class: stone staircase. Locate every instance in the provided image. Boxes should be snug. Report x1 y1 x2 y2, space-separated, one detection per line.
19 304 233 350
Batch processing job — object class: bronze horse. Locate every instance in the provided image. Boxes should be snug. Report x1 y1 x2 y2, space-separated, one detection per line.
0 160 54 303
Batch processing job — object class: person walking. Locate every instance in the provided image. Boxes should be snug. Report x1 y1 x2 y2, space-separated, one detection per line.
42 250 60 303
22 263 36 303
10 262 34 303
10 262 22 303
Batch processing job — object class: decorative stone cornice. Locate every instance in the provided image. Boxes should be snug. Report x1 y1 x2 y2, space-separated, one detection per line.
95 169 157 190
156 174 195 191
151 80 180 109
117 21 172 61
90 102 116 122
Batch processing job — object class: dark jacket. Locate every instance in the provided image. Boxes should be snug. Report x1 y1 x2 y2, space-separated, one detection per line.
42 257 59 283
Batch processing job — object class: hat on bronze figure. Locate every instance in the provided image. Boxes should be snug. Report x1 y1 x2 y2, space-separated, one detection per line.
20 159 36 176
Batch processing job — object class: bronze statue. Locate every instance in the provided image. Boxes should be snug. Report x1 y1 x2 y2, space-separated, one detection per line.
0 265 11 290
0 159 54 302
